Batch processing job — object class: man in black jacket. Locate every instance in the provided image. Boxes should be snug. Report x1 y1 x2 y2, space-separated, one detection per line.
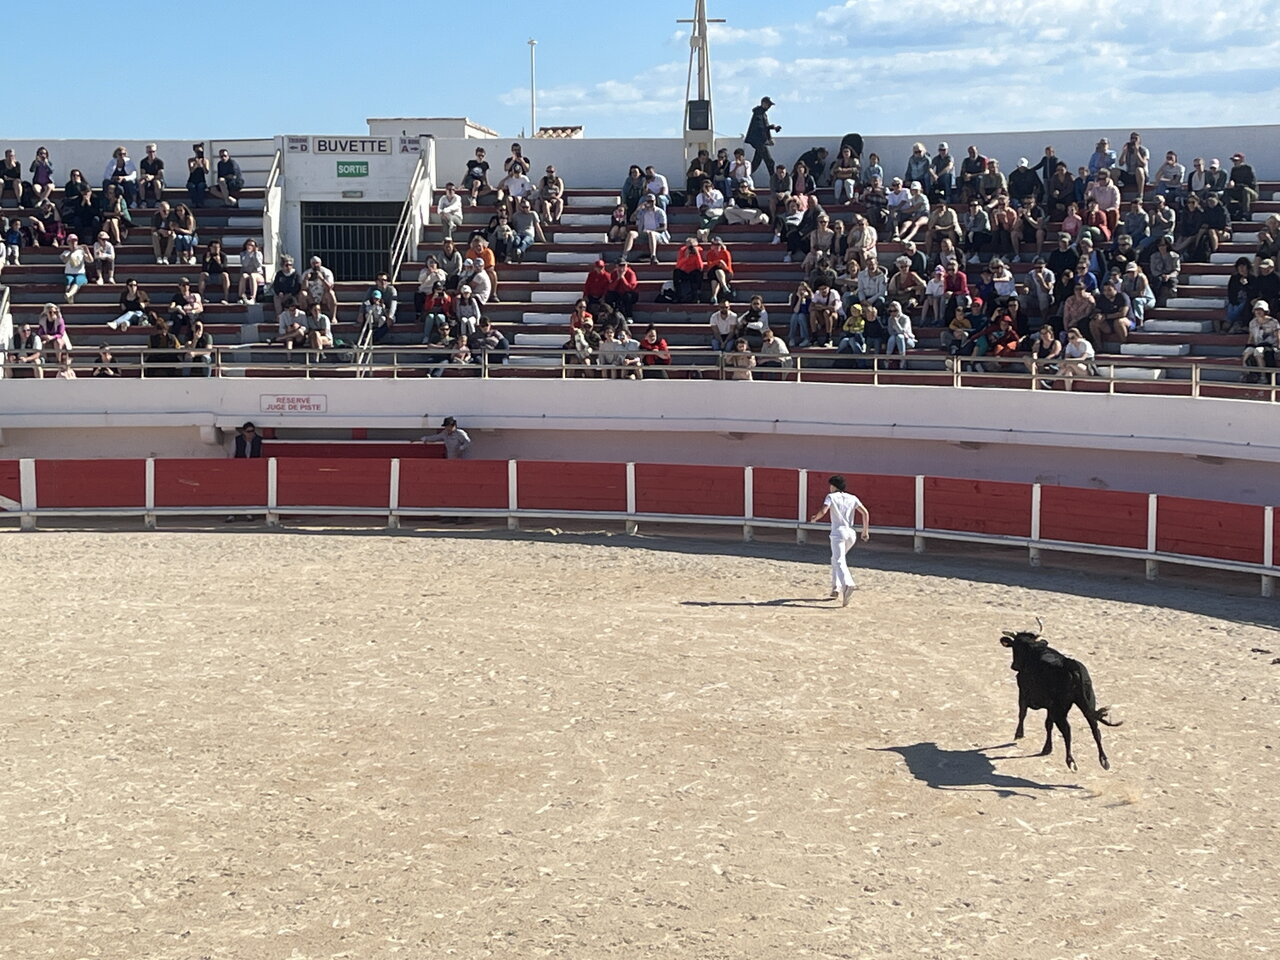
1225 152 1258 220
745 97 781 177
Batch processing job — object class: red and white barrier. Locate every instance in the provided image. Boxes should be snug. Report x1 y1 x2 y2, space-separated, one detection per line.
1 458 1274 596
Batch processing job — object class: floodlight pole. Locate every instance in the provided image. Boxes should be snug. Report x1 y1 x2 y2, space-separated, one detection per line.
528 39 538 137
678 0 725 165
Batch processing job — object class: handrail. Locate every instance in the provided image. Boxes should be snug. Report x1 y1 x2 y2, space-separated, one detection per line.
0 283 12 371
260 148 284 284
2 343 1277 398
388 149 433 282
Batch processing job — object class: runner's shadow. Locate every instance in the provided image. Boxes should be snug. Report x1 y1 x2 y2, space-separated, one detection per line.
681 597 835 608
873 741 1078 798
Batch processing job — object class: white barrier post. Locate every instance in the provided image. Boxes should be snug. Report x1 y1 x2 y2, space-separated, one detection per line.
913 474 926 554
625 462 638 536
388 459 401 530
796 469 808 544
1263 505 1275 598
144 458 156 530
266 458 279 527
507 460 520 532
1145 493 1159 581
743 467 754 543
1029 483 1042 567
18 458 36 531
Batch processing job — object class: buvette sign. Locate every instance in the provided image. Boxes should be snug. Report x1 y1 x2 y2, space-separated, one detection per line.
286 137 390 155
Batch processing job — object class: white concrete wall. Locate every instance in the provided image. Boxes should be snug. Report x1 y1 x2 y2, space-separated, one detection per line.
1 379 1276 503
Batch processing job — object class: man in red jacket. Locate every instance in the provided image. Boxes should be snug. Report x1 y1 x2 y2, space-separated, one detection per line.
583 259 612 312
606 258 638 324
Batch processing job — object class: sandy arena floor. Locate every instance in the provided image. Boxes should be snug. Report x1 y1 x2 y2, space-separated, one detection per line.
0 528 1277 959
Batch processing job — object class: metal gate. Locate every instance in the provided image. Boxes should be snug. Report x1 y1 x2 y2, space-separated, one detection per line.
300 201 401 281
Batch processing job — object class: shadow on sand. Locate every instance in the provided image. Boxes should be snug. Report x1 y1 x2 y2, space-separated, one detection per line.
874 741 1079 798
681 597 836 609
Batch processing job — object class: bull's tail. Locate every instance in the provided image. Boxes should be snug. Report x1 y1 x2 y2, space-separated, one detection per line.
1069 659 1123 727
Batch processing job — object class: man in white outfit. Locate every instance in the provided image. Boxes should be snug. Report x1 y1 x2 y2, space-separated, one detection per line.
810 474 870 606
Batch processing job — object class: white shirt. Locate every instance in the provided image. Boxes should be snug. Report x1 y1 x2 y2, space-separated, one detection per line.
1065 339 1095 360
278 308 306 335
824 491 863 532
644 173 669 197
709 309 738 336
438 192 463 218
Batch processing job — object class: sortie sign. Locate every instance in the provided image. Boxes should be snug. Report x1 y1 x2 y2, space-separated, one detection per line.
260 394 328 414
337 161 369 178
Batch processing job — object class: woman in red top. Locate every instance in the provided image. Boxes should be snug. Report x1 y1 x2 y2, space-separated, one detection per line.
673 237 705 303
569 298 593 330
419 282 455 344
703 237 735 302
639 324 671 378
1082 197 1111 245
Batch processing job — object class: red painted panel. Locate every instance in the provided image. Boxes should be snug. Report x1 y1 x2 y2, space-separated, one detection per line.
517 461 627 512
806 473 916 529
634 464 744 517
275 458 391 509
36 459 145 509
0 460 21 509
924 477 1032 538
263 442 443 459
1273 509 1279 569
398 460 509 509
1039 486 1148 550
1156 496 1264 564
155 459 269 508
752 467 800 520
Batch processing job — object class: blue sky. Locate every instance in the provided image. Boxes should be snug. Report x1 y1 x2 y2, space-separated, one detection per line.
6 0 1278 141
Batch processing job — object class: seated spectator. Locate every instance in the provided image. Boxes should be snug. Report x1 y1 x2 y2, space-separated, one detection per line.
146 316 183 377
418 282 454 343
708 297 738 352
1014 196 1048 260
990 257 1018 303
1059 326 1096 390
788 281 813 347
728 148 751 195
695 180 726 240
357 289 393 343
903 143 932 195
495 167 534 212
109 279 150 330
883 301 917 363
623 194 668 264
1121 199 1150 248
979 159 1006 201
1254 258 1280 311
485 212 516 262
1147 236 1180 306
272 298 307 349
598 324 643 379
150 201 175 264
1007 158 1043 205
29 146 54 205
1060 202 1083 242
1085 169 1121 233
1121 261 1155 326
369 271 398 325
931 142 955 201
638 324 671 377
861 175 890 235
809 279 843 347
1081 197 1111 245
27 198 64 247
643 165 670 209
988 195 1018 254
415 256 447 316
238 238 266 304
768 163 793 222
1061 280 1096 333
895 182 930 243
509 197 546 263
1023 256 1055 322
1144 195 1176 255
704 237 734 302
755 326 790 379
436 237 463 290
830 145 860 205
775 196 805 260
422 319 457 376
54 353 77 379
807 252 838 293
1225 153 1258 221
606 258 639 323
1046 162 1076 219
886 256 926 317
1025 323 1062 386
138 143 165 206
61 234 91 302
1087 138 1116 180
1116 133 1149 194
847 213 878 266
504 143 531 178
39 303 71 355
722 337 756 380
1223 256 1256 333
302 302 333 354
835 302 867 358
791 160 818 202
92 232 115 285
185 319 215 377
208 149 244 207
299 256 338 322
1152 151 1185 202
167 278 204 341
926 200 961 256
1199 193 1231 254
101 146 138 208
468 318 509 365
186 143 209 208
92 343 120 378
920 266 946 325
1257 226 1280 268
961 199 992 263
621 164 647 218
1205 158 1229 199
537 165 565 224
673 237 705 303
607 202 629 243
272 254 302 318
569 297 594 330
958 145 986 202
437 182 464 240
97 184 132 244
857 259 889 312
1242 302 1278 382
736 294 769 345
9 323 44 378
199 239 230 303
171 204 199 265
971 313 1019 372
462 147 493 206
1090 279 1133 346
454 284 482 336
582 258 612 313
1174 194 1208 261
685 150 712 204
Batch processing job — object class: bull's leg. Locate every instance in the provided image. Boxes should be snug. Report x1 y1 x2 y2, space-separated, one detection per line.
1056 713 1076 771
1083 710 1110 770
1039 712 1054 756
1015 694 1028 740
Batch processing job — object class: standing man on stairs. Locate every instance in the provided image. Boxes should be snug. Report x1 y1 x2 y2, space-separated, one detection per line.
745 97 781 181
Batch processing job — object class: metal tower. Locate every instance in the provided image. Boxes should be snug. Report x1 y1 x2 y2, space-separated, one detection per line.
679 0 724 165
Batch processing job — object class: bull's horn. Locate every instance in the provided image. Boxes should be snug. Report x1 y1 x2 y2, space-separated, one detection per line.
1034 616 1044 635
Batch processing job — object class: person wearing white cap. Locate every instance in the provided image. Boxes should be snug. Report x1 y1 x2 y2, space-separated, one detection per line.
454 283 482 337
92 231 116 285
1242 301 1278 382
1008 157 1043 204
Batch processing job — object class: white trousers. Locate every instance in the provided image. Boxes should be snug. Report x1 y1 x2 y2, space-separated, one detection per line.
829 526 858 589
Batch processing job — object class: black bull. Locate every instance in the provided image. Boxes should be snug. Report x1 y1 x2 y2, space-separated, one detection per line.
1001 630 1123 770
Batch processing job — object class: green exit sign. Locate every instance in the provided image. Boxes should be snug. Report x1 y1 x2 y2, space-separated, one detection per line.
337 161 369 177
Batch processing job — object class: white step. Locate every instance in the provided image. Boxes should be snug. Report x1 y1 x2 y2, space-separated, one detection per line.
538 271 587 284
1210 253 1238 264
521 311 568 326
513 333 566 347
552 232 607 244
1098 365 1165 380
531 290 578 303
1143 319 1213 334
507 356 563 367
1194 274 1228 287
1165 297 1221 310
545 252 602 265
1121 342 1189 357
559 213 610 227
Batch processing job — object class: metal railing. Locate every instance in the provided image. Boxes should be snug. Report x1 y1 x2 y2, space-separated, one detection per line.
260 148 284 284
3 344 1277 399
0 283 12 375
387 148 434 282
